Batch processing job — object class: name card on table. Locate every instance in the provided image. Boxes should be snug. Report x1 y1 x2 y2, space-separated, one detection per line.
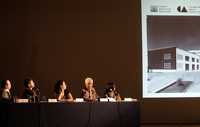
99 98 108 102
124 98 137 102
48 99 57 103
107 97 116 102
75 98 84 102
16 99 29 103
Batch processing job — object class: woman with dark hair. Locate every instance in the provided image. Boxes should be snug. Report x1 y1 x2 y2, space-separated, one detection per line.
54 80 73 102
22 78 40 102
0 80 13 102
104 82 121 101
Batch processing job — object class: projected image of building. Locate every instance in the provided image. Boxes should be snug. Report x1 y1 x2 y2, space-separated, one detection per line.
145 16 200 94
148 47 200 72
147 47 200 93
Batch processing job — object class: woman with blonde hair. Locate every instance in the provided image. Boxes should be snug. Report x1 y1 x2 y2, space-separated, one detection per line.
81 77 98 102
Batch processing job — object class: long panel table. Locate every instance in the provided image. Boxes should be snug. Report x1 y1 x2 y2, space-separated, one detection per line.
0 102 139 127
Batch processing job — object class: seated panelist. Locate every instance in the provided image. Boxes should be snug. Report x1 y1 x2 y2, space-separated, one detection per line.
54 80 73 102
22 78 40 102
81 77 98 102
0 80 13 103
104 82 121 101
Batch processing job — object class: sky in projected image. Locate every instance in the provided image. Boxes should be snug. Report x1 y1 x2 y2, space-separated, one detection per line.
148 16 200 50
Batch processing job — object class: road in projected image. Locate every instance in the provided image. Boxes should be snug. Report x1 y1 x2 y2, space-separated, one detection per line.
147 72 200 93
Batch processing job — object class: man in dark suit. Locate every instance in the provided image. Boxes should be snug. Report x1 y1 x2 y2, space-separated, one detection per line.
22 78 40 103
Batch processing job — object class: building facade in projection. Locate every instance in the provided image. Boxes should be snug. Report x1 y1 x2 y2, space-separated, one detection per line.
148 47 200 72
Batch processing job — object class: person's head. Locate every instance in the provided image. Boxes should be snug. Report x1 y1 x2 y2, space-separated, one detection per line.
1 80 11 90
54 80 67 94
105 82 117 97
106 82 116 92
24 78 35 90
84 77 94 90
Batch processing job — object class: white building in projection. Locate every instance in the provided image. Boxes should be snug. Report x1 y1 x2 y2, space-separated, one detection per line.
148 47 200 72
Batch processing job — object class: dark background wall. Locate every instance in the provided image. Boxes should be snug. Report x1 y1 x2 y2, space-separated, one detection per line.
1 0 140 98
2 0 200 125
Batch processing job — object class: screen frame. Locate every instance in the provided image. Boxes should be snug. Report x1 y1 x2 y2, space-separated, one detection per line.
141 0 200 98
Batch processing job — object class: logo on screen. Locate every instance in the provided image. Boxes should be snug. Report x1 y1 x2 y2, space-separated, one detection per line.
150 6 158 12
177 6 188 12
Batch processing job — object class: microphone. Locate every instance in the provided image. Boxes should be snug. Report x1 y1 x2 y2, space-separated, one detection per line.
89 88 92 98
33 84 40 91
33 85 40 96
33 85 40 103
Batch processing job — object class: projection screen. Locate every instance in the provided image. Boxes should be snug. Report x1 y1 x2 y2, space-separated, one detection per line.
142 0 200 98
